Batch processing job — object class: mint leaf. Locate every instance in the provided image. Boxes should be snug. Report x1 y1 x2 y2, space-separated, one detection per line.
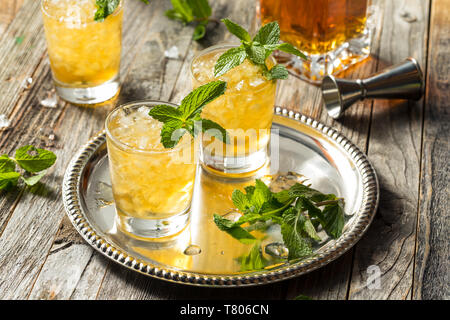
180 81 227 118
199 119 230 144
167 0 193 23
288 183 328 200
276 42 307 60
160 120 186 148
303 218 322 242
222 18 251 42
213 214 256 244
253 21 280 45
265 64 289 80
251 179 273 212
148 105 183 122
232 189 250 212
321 201 345 239
149 81 229 148
281 209 314 260
216 19 306 81
238 243 267 271
0 171 20 190
193 23 207 40
187 0 211 18
15 146 56 173
0 155 16 173
245 43 266 65
165 9 186 22
94 0 120 22
21 170 47 187
166 0 212 40
214 47 247 77
273 189 292 204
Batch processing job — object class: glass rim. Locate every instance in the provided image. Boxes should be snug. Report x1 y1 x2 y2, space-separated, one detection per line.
40 0 124 23
105 100 193 155
189 43 277 95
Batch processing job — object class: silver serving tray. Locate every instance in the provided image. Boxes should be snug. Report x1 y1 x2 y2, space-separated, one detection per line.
62 108 378 287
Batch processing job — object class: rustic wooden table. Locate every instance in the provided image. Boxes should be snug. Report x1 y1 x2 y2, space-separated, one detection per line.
0 0 448 300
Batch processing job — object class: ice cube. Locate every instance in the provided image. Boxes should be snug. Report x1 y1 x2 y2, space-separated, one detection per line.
40 92 58 108
164 46 179 59
0 114 11 129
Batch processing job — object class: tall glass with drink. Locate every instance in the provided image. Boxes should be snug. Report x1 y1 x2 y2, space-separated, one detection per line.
191 44 277 175
41 0 123 104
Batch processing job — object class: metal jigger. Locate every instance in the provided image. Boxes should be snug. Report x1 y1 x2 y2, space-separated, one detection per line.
321 58 424 119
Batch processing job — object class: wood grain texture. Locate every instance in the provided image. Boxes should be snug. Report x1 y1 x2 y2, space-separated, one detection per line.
0 0 24 36
413 0 449 300
348 0 430 300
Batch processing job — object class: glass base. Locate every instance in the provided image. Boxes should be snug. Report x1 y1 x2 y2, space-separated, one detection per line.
277 28 373 84
116 207 190 239
54 76 120 105
200 145 269 175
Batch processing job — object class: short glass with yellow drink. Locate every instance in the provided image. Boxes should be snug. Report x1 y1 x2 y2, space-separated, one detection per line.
41 0 123 104
105 101 196 238
191 44 277 174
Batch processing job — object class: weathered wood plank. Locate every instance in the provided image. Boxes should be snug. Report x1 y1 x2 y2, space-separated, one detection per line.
348 0 430 300
0 0 23 36
0 0 47 117
413 0 449 300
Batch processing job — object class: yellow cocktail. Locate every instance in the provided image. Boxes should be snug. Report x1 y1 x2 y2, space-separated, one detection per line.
41 0 123 104
191 44 277 174
105 101 196 238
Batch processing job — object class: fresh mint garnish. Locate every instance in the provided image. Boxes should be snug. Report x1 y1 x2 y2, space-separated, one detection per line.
165 0 214 40
237 243 268 272
15 145 57 173
148 81 230 148
0 146 57 191
0 172 21 190
94 0 149 22
214 19 307 80
213 179 345 260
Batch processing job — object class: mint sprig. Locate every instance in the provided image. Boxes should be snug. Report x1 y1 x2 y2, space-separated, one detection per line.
0 146 57 191
148 81 229 148
215 19 307 80
94 0 149 22
213 179 345 260
165 0 214 40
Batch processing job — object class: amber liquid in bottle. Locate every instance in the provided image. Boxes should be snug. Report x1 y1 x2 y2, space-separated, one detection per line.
259 0 368 55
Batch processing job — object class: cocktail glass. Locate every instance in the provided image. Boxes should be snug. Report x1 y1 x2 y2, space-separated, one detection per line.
191 44 277 175
105 101 196 238
41 0 123 104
